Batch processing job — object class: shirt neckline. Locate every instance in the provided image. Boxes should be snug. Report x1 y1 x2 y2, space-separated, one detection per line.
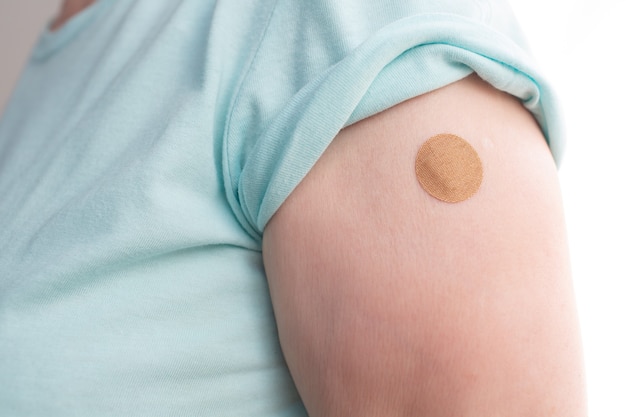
31 0 112 61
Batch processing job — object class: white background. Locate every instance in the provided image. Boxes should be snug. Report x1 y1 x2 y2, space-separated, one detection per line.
1 1 625 415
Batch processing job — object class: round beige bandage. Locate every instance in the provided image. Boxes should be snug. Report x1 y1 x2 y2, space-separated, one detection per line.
415 133 483 203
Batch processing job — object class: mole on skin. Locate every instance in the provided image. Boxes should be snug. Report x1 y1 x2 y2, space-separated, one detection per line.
415 133 483 203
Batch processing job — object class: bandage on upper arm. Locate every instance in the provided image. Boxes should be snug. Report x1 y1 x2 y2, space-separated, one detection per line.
415 133 483 203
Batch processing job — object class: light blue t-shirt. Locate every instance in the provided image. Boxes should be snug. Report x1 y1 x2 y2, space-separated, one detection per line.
0 0 562 415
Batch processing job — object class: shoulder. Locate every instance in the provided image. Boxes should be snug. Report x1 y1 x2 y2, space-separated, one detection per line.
262 74 586 416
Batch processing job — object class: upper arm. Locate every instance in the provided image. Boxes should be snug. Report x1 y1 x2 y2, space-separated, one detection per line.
262 74 586 416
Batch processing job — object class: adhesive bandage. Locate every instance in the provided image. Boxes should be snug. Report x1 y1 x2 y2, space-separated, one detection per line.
415 133 483 203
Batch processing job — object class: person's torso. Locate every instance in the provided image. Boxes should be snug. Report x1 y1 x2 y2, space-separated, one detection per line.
0 1 305 415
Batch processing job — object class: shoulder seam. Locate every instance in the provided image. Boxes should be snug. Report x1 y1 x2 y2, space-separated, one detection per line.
221 0 281 241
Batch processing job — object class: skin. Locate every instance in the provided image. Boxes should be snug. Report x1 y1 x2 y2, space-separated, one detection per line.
50 0 96 32
263 74 587 416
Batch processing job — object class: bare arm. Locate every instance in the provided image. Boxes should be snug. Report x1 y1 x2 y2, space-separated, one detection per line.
263 74 587 416
50 0 96 32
